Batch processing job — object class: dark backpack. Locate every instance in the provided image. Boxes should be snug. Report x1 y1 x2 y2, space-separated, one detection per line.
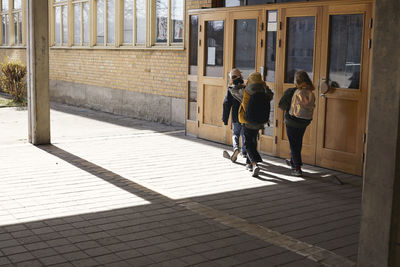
245 91 271 124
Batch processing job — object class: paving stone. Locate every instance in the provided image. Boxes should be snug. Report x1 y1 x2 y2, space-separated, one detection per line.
125 255 156 266
70 258 99 267
93 253 122 264
2 245 27 255
114 249 143 260
84 247 111 257
15 260 43 267
0 239 20 249
8 252 35 263
24 241 49 251
62 251 90 261
31 248 59 258
54 244 80 254
39 254 68 265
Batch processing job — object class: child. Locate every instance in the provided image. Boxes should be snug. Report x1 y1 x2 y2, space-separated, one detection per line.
278 70 316 177
222 68 246 162
238 72 273 177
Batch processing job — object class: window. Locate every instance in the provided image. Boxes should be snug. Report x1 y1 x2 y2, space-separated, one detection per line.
123 0 146 45
1 0 9 45
154 0 183 44
96 0 115 45
73 1 89 45
53 0 68 46
12 0 22 45
171 0 183 43
123 0 133 43
155 0 167 43
49 0 184 49
136 0 146 44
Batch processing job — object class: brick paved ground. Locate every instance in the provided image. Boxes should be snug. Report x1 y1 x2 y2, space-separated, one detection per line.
0 103 362 266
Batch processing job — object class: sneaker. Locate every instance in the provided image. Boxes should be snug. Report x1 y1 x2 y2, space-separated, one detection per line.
231 148 240 162
252 165 260 177
241 152 247 158
246 164 253 172
291 168 303 177
285 159 295 170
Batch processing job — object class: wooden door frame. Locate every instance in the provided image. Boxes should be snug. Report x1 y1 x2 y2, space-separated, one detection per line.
259 7 280 156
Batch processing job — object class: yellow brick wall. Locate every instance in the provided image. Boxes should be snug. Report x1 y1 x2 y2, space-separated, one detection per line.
49 48 187 99
0 49 27 65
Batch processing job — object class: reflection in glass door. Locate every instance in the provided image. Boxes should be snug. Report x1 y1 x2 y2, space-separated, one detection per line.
233 19 257 78
328 14 363 89
205 20 224 77
285 16 315 83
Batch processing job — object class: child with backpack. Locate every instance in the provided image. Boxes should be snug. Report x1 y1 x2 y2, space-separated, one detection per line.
222 68 246 162
238 72 274 177
278 70 316 177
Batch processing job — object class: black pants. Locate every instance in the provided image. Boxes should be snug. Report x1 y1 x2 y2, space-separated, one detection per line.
286 125 307 167
244 127 262 164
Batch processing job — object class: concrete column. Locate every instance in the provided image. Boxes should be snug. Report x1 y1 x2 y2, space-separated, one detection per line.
26 0 50 145
358 0 400 266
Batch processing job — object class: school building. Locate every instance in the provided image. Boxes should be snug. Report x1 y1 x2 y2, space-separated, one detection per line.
1 0 400 266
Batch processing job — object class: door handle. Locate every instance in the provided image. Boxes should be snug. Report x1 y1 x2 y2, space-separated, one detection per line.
320 78 330 95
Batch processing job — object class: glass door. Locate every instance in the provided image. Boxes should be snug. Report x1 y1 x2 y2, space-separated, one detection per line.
197 12 228 143
276 7 322 165
316 4 372 175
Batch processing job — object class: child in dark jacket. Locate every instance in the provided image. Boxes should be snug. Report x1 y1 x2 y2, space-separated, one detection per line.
222 68 246 162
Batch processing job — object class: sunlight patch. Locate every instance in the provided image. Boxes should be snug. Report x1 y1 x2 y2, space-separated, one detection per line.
0 146 151 227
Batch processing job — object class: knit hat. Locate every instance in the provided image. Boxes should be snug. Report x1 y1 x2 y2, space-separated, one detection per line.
247 72 264 85
229 68 242 80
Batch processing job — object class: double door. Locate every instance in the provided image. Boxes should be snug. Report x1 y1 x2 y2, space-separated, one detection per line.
192 1 372 175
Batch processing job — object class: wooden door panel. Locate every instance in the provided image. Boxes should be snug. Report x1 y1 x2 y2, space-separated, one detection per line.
323 98 358 153
203 85 224 127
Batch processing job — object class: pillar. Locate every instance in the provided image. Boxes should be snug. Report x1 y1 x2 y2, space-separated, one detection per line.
358 0 400 266
26 0 50 145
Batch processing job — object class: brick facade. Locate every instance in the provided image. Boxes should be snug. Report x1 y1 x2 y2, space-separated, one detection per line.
0 48 26 65
49 48 187 99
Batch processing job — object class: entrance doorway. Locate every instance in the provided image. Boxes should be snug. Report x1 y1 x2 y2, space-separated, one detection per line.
187 1 373 175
